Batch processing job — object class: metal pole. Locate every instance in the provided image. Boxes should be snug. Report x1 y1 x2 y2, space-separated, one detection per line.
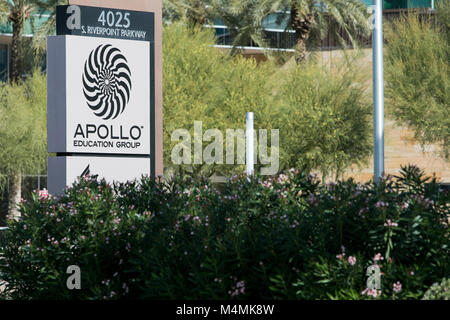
373 0 384 182
246 112 254 175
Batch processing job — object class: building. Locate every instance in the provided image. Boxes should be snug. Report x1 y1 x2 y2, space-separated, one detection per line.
208 0 436 52
0 9 50 82
0 1 438 81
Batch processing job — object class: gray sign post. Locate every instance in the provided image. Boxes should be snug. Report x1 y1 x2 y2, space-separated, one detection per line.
373 0 385 181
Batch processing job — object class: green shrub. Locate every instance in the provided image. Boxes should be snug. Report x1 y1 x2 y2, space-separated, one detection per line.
162 23 373 178
274 61 372 179
0 166 448 300
0 70 47 177
422 278 450 300
0 177 141 299
0 70 48 223
162 23 277 177
385 5 450 159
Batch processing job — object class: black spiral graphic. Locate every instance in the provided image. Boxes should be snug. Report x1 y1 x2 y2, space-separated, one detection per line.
82 44 132 120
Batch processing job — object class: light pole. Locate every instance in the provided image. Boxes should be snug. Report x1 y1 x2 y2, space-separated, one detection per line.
373 0 384 182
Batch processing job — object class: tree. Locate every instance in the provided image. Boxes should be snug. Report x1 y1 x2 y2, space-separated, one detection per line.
0 1 66 219
212 0 371 63
274 59 372 179
31 0 68 54
0 71 47 221
385 3 449 160
210 0 281 54
0 0 39 82
163 23 277 178
164 0 212 27
0 0 39 219
163 23 372 179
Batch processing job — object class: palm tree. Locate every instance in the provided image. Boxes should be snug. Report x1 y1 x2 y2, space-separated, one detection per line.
0 0 37 82
211 0 277 54
212 0 371 64
31 0 68 54
165 0 212 27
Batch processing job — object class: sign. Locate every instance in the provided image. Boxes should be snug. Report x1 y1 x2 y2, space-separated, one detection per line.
47 35 151 155
56 5 154 42
48 156 151 195
47 3 160 195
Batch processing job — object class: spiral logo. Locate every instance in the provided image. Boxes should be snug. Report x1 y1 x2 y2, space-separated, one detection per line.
82 44 132 120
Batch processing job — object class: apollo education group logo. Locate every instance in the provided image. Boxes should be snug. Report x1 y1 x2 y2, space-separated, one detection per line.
65 35 150 155
82 44 132 120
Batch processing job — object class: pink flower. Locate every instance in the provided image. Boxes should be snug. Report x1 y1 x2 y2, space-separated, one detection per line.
393 281 402 293
361 288 382 298
336 253 345 261
400 202 409 209
39 189 49 200
384 219 398 228
290 220 299 228
347 256 356 266
373 253 384 262
375 201 388 208
229 281 246 297
193 216 201 223
277 174 289 184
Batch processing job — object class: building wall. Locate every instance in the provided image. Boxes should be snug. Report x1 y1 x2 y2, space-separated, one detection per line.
343 119 450 182
321 48 449 182
234 47 449 182
0 37 9 82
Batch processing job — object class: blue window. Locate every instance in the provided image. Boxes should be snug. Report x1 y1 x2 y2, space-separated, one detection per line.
0 45 8 82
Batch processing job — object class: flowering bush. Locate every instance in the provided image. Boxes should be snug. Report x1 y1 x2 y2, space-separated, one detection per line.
0 165 448 300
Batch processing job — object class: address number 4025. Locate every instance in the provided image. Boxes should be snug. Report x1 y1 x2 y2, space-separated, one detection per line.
98 10 131 28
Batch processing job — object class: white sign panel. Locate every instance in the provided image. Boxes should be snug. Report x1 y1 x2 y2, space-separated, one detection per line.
48 156 151 195
47 35 151 155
